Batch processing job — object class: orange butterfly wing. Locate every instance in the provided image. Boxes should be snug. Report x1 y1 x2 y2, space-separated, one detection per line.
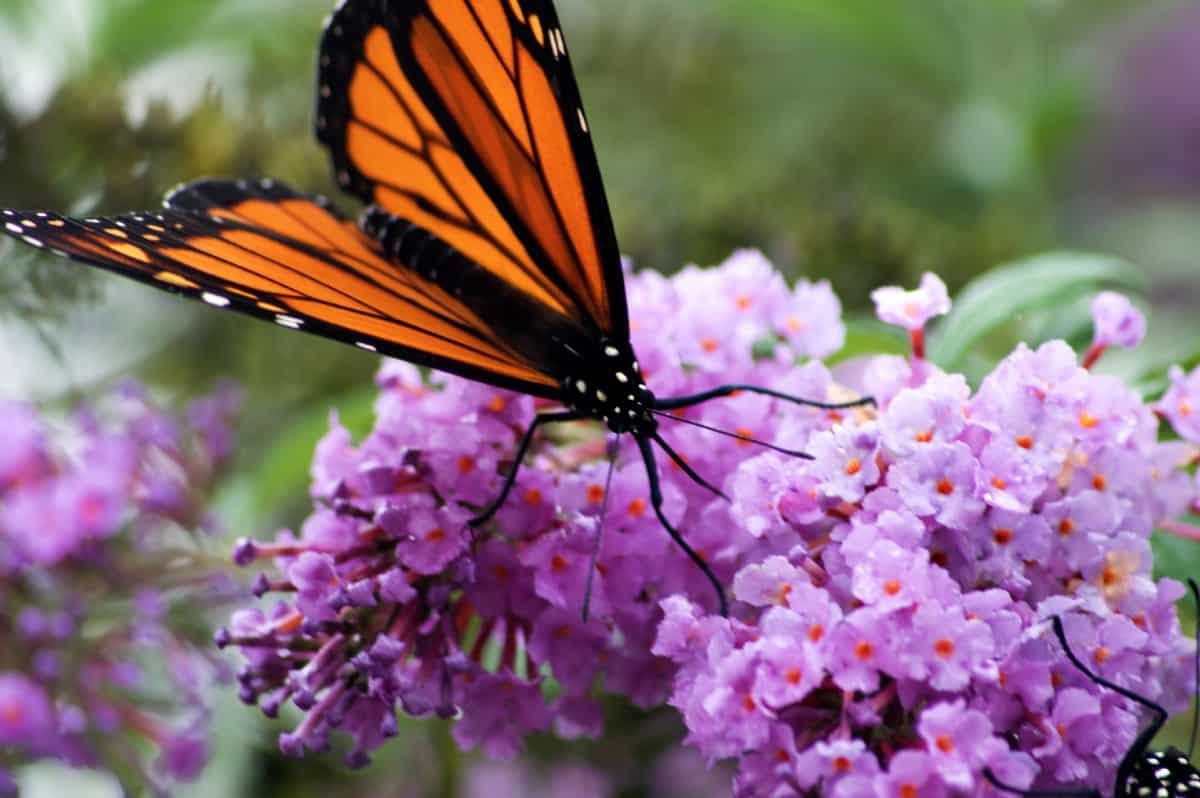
316 0 627 339
0 179 562 397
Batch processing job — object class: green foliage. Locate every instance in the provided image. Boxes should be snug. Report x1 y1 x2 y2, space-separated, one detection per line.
927 251 1145 379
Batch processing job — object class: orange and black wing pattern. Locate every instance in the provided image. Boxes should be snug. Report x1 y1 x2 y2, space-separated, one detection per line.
0 179 564 397
316 0 628 339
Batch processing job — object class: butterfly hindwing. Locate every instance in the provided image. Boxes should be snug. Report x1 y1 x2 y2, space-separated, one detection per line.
0 179 564 397
316 0 627 340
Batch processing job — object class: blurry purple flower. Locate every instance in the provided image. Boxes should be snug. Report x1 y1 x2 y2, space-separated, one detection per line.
1157 364 1200 444
1091 292 1146 350
0 381 238 789
871 272 951 331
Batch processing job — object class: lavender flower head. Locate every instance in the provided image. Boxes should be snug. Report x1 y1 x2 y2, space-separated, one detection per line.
0 380 240 794
225 259 1196 796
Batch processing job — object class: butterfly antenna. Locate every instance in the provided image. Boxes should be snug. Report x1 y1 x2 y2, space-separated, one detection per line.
650 431 728 501
653 384 874 412
1189 578 1200 758
635 435 728 617
649 409 813 460
581 436 619 623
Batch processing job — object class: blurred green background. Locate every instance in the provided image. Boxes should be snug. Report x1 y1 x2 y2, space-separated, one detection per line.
3 0 1200 795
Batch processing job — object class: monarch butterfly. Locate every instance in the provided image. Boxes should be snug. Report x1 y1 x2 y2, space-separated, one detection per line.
0 0 868 615
986 579 1200 798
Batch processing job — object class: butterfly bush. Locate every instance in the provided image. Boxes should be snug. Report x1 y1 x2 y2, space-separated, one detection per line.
226 252 1197 796
0 381 240 796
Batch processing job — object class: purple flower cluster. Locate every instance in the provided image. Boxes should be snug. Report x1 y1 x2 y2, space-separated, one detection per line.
0 380 240 795
656 275 1196 795
225 254 1195 796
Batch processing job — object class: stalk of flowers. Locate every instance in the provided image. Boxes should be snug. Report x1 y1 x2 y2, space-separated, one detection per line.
224 253 1197 796
0 380 241 796
224 251 856 764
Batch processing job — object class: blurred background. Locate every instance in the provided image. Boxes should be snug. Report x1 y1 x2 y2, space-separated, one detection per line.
2 0 1200 795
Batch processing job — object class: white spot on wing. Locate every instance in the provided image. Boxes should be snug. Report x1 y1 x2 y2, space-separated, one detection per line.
356 342 377 352
275 315 304 329
577 108 588 133
4 222 22 234
202 292 231 307
22 236 43 248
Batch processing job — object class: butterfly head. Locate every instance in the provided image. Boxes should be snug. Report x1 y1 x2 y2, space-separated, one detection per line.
562 339 657 437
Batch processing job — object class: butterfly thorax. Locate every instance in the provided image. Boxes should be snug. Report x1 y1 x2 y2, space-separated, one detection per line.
560 338 657 437
1125 748 1200 798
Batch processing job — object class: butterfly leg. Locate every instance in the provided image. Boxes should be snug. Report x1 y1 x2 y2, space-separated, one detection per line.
635 435 729 617
653 384 874 412
981 768 1101 798
1188 578 1199 757
469 410 584 528
1051 615 1167 791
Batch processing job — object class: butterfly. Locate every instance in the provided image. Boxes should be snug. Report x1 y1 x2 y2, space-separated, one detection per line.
986 579 1200 798
0 0 868 615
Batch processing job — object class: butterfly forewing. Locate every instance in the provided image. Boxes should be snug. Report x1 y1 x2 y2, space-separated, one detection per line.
316 0 627 339
0 180 562 397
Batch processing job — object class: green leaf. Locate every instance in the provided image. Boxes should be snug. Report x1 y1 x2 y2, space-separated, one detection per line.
829 316 910 365
927 251 1145 371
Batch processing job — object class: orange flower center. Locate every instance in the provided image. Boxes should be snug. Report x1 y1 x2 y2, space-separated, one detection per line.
627 498 647 518
993 528 1013 545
